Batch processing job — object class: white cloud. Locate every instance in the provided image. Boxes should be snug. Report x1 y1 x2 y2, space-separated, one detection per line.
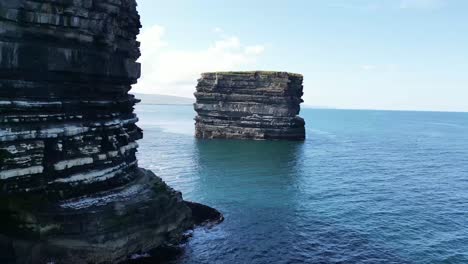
133 25 265 97
400 0 446 9
326 0 385 11
213 27 224 33
360 64 399 71
212 36 241 51
138 25 168 52
245 45 265 55
361 65 377 71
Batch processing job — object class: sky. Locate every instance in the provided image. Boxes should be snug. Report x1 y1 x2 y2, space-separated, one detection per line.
133 0 468 112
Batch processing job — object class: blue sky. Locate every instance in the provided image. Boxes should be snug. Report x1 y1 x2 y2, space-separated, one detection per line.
134 0 468 112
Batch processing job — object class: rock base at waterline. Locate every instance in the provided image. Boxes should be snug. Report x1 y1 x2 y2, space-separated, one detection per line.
0 169 194 264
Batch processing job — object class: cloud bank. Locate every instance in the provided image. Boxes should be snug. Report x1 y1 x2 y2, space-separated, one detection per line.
327 0 447 10
400 0 446 9
133 25 265 97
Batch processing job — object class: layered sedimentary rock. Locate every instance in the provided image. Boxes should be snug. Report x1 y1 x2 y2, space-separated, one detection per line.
0 1 199 263
194 71 306 140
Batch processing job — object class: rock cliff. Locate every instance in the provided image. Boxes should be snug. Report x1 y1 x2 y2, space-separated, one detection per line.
0 1 208 263
194 71 306 140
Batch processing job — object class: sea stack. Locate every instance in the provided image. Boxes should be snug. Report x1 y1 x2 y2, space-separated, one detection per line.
194 71 306 140
0 1 215 263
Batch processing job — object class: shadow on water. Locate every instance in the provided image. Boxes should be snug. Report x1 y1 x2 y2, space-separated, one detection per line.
194 139 306 177
191 139 306 206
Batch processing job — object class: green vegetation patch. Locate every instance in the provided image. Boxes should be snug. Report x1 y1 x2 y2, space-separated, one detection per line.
202 71 303 77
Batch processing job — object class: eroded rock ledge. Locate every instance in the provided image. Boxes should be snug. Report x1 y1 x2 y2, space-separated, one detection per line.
0 1 218 263
194 71 306 140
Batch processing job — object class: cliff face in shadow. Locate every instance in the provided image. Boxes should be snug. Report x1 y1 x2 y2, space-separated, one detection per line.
194 71 306 140
0 1 201 263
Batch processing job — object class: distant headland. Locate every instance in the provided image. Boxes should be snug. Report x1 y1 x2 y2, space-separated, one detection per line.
134 93 195 105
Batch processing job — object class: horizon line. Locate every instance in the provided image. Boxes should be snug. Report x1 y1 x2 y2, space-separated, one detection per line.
133 92 468 114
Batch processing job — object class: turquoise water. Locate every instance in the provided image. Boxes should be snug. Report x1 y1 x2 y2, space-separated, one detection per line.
136 105 468 264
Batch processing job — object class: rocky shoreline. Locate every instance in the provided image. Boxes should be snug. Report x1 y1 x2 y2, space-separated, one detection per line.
0 1 220 263
194 71 306 140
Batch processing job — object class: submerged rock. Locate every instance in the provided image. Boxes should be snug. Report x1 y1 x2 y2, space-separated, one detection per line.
194 71 306 140
0 0 219 263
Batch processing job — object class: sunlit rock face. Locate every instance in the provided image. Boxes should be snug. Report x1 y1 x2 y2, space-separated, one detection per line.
194 71 306 140
0 1 192 263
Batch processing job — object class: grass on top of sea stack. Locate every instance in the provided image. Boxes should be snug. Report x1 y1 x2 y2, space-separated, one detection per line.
201 71 303 78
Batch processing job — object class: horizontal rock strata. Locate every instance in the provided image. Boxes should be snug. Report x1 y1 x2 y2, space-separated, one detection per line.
194 71 306 140
0 1 205 263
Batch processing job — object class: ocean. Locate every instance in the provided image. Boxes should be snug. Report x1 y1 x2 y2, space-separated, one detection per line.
136 104 468 264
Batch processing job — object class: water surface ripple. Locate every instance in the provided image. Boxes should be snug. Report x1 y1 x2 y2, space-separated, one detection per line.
136 105 468 264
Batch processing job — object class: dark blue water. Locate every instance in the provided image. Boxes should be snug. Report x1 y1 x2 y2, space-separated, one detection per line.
136 105 468 264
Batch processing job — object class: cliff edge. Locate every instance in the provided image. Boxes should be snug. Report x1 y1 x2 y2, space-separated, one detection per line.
0 1 212 263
